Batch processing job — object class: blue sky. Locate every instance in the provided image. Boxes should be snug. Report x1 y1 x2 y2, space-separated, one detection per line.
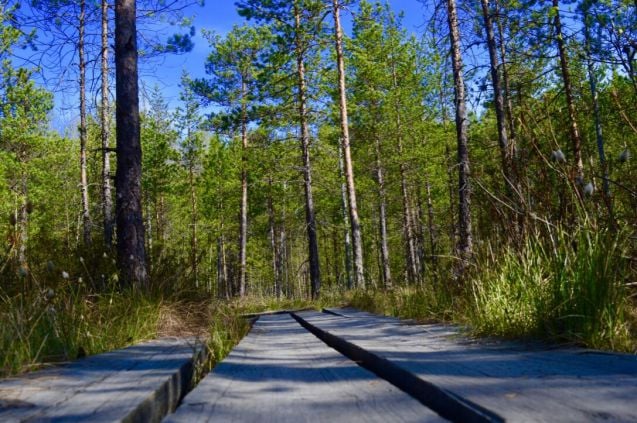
44 1 432 131
141 0 431 111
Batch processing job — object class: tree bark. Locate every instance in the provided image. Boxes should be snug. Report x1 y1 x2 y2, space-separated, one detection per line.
390 65 419 284
446 0 473 269
332 0 365 288
480 0 512 192
267 177 281 298
494 0 517 144
294 3 321 299
338 148 353 289
583 8 615 227
115 0 147 287
553 0 584 182
424 174 437 267
101 0 114 249
188 163 199 287
79 0 91 246
238 80 248 297
374 135 392 289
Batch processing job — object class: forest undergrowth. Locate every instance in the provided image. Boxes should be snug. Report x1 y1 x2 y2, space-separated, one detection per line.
350 225 637 353
0 264 347 378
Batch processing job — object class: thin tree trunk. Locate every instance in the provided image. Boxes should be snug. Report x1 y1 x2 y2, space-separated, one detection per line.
238 80 248 297
115 0 147 287
332 0 365 288
217 233 228 300
480 0 512 192
446 0 473 269
338 148 353 289
189 164 198 287
294 3 320 299
583 8 615 227
424 174 437 267
553 0 584 182
494 0 517 144
267 177 281 298
390 66 419 284
374 135 392 289
17 173 28 269
79 0 91 246
101 0 114 249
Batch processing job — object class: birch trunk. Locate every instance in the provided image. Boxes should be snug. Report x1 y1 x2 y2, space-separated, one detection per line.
101 0 114 248
79 0 91 246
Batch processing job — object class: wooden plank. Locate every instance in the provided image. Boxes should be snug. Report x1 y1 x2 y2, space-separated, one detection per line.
165 314 443 423
0 338 205 422
297 310 637 422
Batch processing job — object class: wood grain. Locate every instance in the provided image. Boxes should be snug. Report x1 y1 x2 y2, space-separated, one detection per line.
165 314 442 422
300 309 637 422
0 338 203 422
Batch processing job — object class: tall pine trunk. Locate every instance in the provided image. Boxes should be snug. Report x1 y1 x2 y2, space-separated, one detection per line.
267 177 281 298
338 148 353 289
480 0 512 192
294 3 320 299
79 0 91 246
101 0 114 248
553 0 584 183
115 0 147 287
374 134 392 289
238 80 249 296
446 0 473 270
390 66 419 284
332 0 365 288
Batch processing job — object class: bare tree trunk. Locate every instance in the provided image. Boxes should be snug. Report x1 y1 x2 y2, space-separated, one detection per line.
494 0 517 145
332 0 365 288
217 233 228 300
238 81 249 297
115 0 147 287
390 66 419 284
374 135 392 289
189 164 199 287
446 0 473 269
101 0 114 248
480 0 512 192
425 174 437 267
17 173 28 269
338 148 353 289
267 177 281 298
583 8 615 227
294 3 320 299
79 0 91 246
553 0 584 182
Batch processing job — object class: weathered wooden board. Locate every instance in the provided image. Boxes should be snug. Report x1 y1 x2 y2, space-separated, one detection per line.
0 338 204 422
298 309 637 422
164 314 443 423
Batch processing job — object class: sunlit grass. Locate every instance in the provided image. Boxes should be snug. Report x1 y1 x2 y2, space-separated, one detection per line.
351 227 636 353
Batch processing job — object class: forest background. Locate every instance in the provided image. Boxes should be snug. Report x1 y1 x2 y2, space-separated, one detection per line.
1 0 635 376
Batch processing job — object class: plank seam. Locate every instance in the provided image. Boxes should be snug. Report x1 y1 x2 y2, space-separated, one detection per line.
321 308 349 318
290 312 504 423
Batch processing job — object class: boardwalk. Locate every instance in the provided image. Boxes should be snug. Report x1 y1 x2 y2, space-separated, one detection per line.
1 308 637 422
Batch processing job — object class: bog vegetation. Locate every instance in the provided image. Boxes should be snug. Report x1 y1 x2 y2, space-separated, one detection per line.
1 0 636 376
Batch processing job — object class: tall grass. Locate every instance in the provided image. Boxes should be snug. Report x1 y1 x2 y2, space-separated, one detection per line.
350 226 636 352
471 227 634 350
1 285 162 377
